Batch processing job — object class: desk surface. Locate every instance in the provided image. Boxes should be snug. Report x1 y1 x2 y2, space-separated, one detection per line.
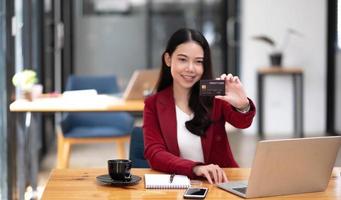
42 168 341 200
9 95 144 112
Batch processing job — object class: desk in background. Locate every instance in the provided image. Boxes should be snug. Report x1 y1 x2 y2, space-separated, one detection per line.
9 95 144 200
10 94 144 112
257 67 304 139
42 167 341 199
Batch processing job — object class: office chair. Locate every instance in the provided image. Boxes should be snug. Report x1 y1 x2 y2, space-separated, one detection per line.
57 75 134 169
129 127 149 168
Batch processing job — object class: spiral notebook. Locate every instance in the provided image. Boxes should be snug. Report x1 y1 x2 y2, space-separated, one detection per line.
144 174 191 189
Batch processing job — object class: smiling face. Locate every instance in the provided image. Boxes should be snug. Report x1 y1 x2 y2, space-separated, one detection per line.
164 41 204 92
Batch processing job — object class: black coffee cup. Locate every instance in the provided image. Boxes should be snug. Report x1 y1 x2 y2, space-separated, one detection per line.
108 159 132 181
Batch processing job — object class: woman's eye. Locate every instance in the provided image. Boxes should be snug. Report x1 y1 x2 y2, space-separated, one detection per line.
178 58 187 62
196 60 203 64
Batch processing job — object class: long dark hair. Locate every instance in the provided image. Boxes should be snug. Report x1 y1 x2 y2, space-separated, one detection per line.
156 28 214 136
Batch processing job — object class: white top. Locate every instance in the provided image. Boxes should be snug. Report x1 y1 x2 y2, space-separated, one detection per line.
176 105 204 163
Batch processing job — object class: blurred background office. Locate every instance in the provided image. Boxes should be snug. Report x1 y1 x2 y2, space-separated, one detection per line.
0 0 341 199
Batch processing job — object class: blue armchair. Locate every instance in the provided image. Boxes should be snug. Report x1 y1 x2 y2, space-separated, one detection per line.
57 75 134 168
129 127 149 168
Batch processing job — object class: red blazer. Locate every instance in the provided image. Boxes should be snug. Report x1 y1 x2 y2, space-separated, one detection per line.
143 86 256 178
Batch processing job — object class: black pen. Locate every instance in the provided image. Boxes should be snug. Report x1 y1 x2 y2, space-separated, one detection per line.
169 174 175 183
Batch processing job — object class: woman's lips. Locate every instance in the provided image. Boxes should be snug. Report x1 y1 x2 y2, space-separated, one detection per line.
181 74 196 82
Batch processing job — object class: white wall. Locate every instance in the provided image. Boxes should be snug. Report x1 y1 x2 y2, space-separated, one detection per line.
241 0 326 135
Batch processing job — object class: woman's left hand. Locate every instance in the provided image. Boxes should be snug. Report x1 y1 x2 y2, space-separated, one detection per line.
215 73 249 110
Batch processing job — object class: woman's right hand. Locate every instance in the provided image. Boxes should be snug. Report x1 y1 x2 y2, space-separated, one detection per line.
215 73 250 110
193 164 228 184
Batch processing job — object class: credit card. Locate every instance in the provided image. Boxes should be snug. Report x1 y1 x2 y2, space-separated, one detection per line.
199 80 225 96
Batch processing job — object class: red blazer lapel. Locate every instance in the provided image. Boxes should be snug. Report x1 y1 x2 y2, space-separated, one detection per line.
201 100 221 163
200 125 213 163
156 87 180 156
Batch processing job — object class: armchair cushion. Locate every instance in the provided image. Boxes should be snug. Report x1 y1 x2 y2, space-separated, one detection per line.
64 126 129 138
61 112 134 137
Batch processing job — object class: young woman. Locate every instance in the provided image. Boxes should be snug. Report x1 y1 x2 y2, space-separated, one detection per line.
143 28 256 184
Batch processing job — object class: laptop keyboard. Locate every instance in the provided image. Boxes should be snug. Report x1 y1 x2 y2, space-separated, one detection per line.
233 187 247 194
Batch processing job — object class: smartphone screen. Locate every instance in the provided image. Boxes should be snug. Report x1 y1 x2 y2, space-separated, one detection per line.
183 187 208 199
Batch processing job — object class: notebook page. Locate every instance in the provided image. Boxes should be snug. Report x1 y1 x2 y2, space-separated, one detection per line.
144 174 191 189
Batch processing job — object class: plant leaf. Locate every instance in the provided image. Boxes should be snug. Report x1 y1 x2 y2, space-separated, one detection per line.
252 35 276 46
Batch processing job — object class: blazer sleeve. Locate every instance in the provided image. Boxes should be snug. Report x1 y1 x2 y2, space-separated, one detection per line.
217 97 256 129
143 96 201 178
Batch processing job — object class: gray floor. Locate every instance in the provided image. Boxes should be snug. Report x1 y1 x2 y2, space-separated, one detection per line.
37 131 341 199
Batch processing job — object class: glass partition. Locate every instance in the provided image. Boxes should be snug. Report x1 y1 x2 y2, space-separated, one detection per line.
0 0 8 198
0 23 7 200
147 0 227 77
73 0 229 89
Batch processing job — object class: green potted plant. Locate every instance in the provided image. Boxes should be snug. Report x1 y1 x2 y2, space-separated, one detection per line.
252 28 303 67
12 69 38 100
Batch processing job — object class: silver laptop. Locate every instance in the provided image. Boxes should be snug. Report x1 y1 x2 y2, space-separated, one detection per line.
218 136 341 198
122 69 159 100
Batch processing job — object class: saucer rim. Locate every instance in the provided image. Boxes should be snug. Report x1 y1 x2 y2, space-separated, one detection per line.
96 174 141 186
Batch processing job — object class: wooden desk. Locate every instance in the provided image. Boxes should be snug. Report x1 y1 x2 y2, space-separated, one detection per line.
42 168 341 200
257 67 304 139
9 95 144 200
9 95 144 112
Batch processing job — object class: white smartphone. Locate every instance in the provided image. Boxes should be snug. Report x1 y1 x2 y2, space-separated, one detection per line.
183 187 208 199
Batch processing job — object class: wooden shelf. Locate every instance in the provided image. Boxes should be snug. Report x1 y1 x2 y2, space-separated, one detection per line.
257 67 303 74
